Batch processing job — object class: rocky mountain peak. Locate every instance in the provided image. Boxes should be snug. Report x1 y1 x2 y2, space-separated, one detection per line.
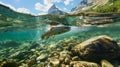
48 4 67 15
71 0 92 12
50 4 57 10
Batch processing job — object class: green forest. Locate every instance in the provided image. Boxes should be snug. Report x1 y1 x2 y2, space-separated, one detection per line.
94 0 120 13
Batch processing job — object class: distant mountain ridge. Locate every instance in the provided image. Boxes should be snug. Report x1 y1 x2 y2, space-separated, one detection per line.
0 4 36 21
71 0 94 12
71 0 112 13
48 4 67 15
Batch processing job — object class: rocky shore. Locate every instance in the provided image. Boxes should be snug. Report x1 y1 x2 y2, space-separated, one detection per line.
0 35 120 67
84 18 113 25
74 12 120 27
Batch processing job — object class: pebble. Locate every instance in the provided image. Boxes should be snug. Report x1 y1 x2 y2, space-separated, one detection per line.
49 58 60 67
36 53 48 61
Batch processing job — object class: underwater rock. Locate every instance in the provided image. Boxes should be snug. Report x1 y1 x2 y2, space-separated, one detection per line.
9 51 32 61
36 62 45 67
19 63 28 67
1 40 20 47
9 51 21 58
64 57 71 65
60 51 70 57
48 58 60 67
59 56 65 63
56 47 63 52
59 51 71 64
70 61 100 67
49 43 57 49
0 59 17 67
30 49 36 52
28 42 40 50
72 56 80 61
50 51 59 57
61 64 66 67
25 59 35 67
72 35 120 61
36 53 48 62
101 59 114 67
66 43 74 51
116 55 120 66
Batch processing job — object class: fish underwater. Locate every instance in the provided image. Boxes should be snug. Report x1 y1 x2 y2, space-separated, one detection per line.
48 21 60 26
41 26 71 40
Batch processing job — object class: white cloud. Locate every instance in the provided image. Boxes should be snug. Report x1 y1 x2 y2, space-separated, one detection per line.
0 1 32 14
35 2 50 12
64 0 73 5
64 7 67 10
35 0 62 14
38 12 47 15
44 0 61 6
17 8 30 14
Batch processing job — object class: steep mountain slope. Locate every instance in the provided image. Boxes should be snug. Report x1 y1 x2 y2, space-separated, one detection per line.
48 4 67 15
71 0 112 13
71 0 94 12
93 0 120 13
93 0 109 6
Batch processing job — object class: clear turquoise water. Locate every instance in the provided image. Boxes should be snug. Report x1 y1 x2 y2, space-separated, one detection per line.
0 16 120 44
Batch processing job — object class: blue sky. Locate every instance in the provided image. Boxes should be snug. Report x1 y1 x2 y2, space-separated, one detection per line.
0 0 81 15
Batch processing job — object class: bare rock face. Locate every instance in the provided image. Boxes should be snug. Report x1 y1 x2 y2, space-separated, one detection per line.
72 35 120 61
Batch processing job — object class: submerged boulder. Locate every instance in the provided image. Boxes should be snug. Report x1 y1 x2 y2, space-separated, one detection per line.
48 58 60 67
70 61 100 67
36 53 48 62
72 35 120 61
0 59 17 67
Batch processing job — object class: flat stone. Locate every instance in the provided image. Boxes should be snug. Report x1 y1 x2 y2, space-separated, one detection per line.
70 61 100 67
36 53 48 61
49 58 60 67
